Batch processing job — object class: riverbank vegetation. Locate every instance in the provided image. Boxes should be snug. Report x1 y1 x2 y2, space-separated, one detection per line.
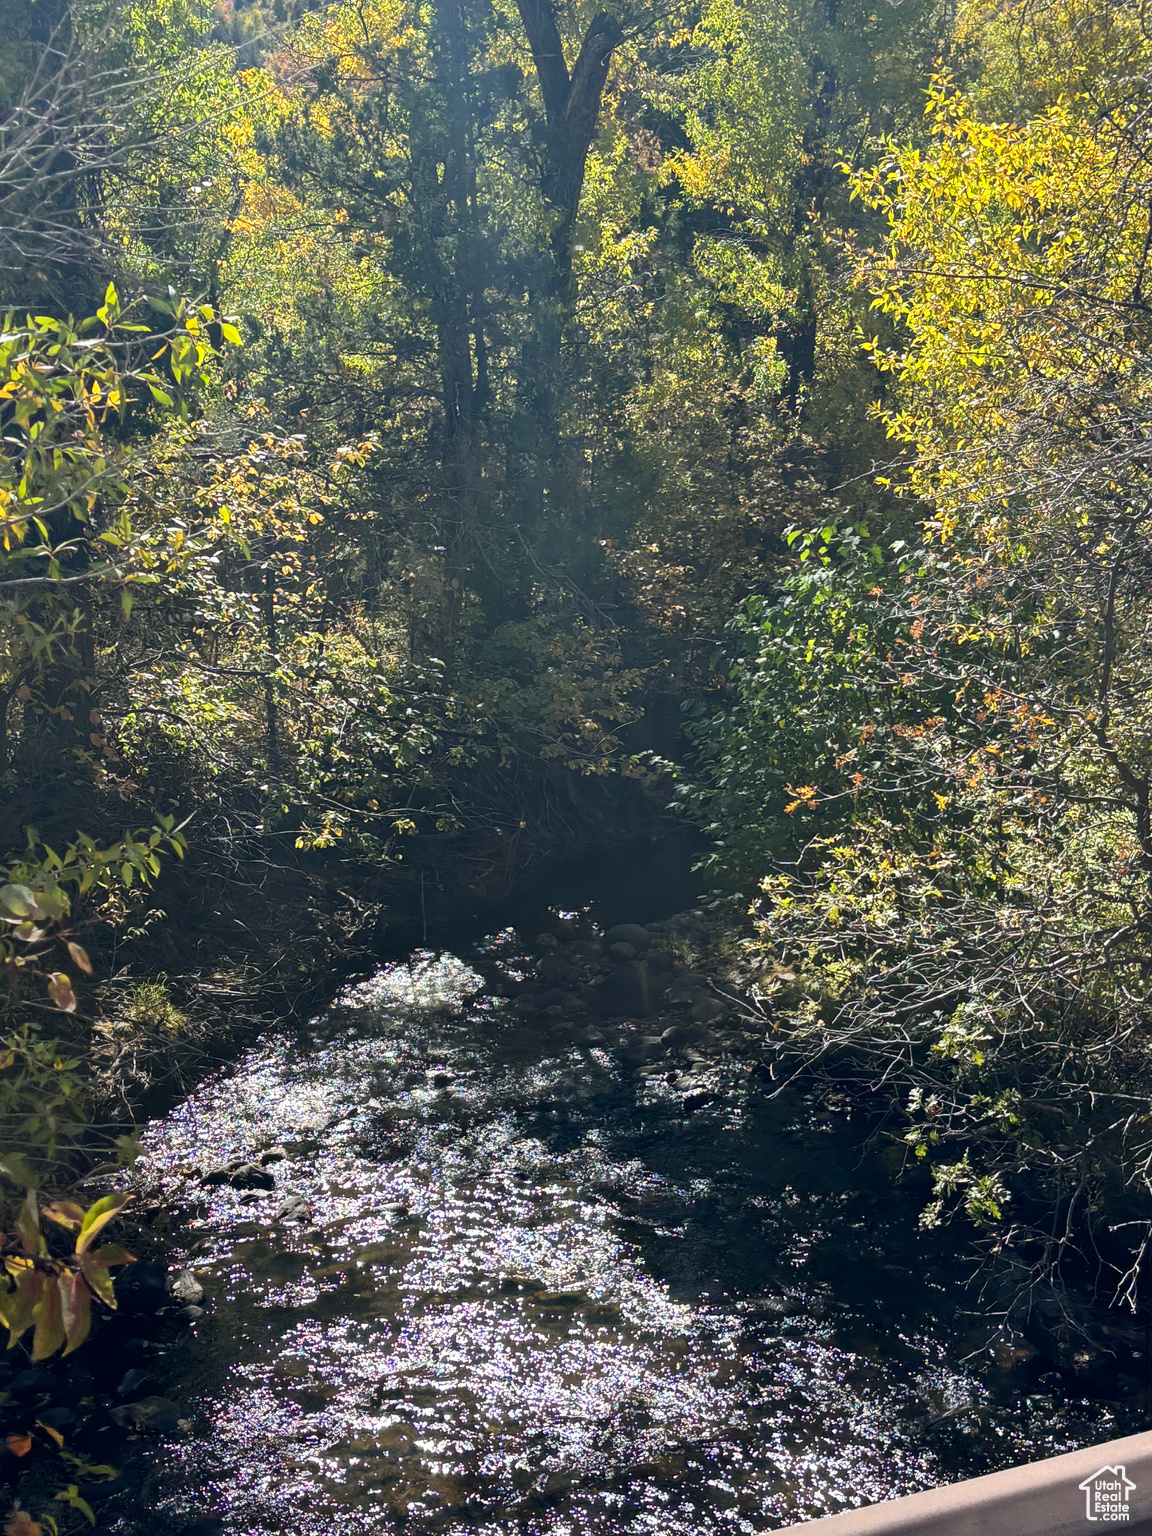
3 0 1152 1320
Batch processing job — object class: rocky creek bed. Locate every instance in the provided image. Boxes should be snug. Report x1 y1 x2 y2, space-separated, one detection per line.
0 905 1146 1534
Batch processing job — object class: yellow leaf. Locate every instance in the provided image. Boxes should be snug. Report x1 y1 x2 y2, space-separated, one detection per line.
65 944 92 975
46 975 76 1014
41 1203 84 1232
59 1271 91 1356
30 1277 64 1361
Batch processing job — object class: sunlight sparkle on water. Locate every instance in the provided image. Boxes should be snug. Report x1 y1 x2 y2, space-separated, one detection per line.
125 950 1121 1535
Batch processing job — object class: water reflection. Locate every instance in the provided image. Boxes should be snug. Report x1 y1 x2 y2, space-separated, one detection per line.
127 947 1129 1533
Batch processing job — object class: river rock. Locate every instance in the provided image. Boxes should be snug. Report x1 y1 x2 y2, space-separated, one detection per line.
202 1159 275 1191
174 1304 206 1325
594 960 651 1017
603 924 650 954
517 986 572 1018
529 1288 588 1307
277 1192 313 1223
115 1259 169 1313
682 1089 718 1111
178 1521 224 1536
36 1405 78 1431
646 950 674 974
166 1269 205 1306
537 953 573 984
117 1369 152 1397
608 942 637 962
500 1274 546 1293
109 1394 184 1433
690 997 726 1024
620 1033 664 1064
259 1146 288 1166
539 987 574 1008
661 1023 698 1048
8 1369 56 1398
122 1336 166 1358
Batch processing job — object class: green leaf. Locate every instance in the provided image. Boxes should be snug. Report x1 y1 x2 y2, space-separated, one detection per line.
0 885 44 920
0 1153 38 1189
75 1192 131 1254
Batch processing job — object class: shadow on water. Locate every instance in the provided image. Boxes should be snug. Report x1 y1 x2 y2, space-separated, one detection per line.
378 826 712 960
110 845 1144 1535
484 830 710 938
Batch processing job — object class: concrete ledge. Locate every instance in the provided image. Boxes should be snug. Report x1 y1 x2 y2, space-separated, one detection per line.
773 1429 1152 1536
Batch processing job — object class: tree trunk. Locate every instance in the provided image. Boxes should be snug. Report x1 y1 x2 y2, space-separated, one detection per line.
515 0 623 298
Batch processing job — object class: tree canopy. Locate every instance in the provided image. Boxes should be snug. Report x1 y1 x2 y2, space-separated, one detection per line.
3 0 1152 1324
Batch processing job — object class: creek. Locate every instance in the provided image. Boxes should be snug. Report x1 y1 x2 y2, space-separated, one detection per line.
113 840 1142 1534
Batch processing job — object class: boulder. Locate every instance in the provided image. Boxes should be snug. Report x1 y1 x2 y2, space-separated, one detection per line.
109 1395 184 1433
603 924 650 954
682 1089 718 1111
276 1193 313 1224
690 997 726 1024
202 1159 275 1191
620 1034 665 1065
115 1259 169 1314
537 954 574 984
593 960 651 1017
660 1024 696 1048
34 1405 77 1431
166 1270 205 1306
8 1369 56 1398
528 1289 589 1307
607 942 637 962
116 1369 152 1398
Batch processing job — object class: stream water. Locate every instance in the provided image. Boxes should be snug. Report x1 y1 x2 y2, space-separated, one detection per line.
116 854 1143 1535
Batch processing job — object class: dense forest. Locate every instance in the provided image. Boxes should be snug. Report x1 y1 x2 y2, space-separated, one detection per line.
3 0 1152 1372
